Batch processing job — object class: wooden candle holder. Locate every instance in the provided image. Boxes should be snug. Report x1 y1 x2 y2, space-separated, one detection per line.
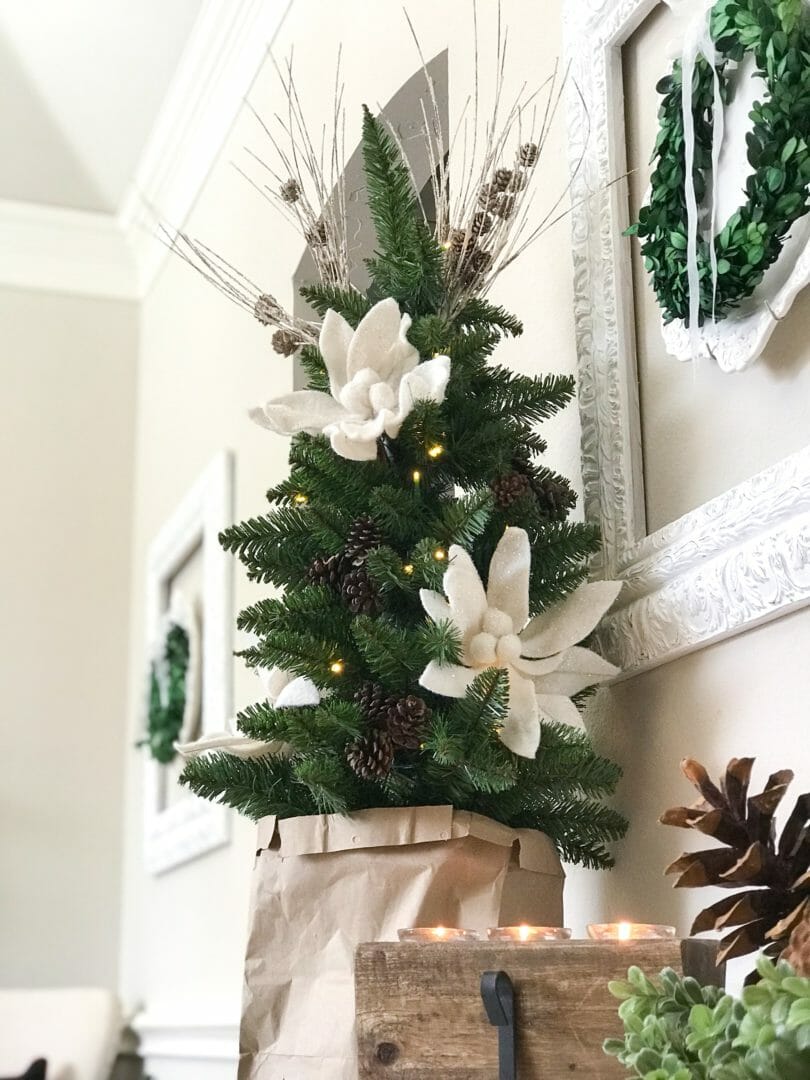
355 938 723 1079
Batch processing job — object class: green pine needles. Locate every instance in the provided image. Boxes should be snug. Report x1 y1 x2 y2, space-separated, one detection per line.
179 106 627 870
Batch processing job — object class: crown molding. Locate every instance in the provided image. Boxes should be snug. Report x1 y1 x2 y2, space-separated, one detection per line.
0 200 138 300
118 0 294 296
0 0 293 300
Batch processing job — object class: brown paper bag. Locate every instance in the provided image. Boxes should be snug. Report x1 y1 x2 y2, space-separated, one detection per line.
239 805 564 1079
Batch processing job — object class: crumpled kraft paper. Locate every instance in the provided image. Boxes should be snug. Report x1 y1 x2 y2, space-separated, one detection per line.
239 805 564 1079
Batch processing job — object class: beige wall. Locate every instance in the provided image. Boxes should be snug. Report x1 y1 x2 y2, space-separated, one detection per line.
119 0 810 1069
0 286 136 988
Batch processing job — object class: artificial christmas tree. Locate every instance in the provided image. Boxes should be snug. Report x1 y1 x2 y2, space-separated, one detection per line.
172 61 627 1079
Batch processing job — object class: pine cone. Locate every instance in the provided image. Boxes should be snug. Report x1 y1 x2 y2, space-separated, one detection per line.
783 906 810 976
341 566 382 615
345 516 383 562
470 211 493 238
308 553 345 590
446 228 468 254
306 218 328 247
385 694 431 750
662 758 810 967
533 474 576 521
253 294 280 327
478 183 501 212
347 731 394 779
493 193 515 220
493 167 514 191
279 178 301 203
491 471 532 509
272 328 299 356
354 682 394 728
520 142 539 167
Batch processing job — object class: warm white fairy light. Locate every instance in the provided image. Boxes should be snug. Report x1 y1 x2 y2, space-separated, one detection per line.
329 660 345 676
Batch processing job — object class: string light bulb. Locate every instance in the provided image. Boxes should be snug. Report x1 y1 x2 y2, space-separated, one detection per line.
427 444 445 459
412 469 422 483
403 563 414 575
329 660 345 676
293 492 309 505
433 547 447 561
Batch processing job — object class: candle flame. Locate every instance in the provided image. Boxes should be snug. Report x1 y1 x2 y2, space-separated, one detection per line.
518 924 531 941
617 921 632 941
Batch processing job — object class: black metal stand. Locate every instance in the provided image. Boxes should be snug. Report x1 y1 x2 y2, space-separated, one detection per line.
480 970 517 1080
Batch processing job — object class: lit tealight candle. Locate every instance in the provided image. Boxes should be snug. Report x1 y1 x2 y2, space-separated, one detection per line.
487 925 572 943
398 926 479 943
587 922 676 941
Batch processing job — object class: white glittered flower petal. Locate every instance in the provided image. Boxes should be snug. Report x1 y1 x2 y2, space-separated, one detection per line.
420 589 453 625
274 675 321 708
444 545 488 638
534 645 618 697
419 660 478 699
511 652 565 678
258 666 290 704
319 308 354 397
498 670 540 758
174 731 283 760
520 580 623 658
487 527 531 630
395 355 451 417
346 298 415 380
328 427 380 461
536 693 585 729
251 390 347 436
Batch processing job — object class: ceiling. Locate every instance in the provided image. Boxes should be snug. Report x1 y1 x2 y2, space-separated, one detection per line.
0 0 203 214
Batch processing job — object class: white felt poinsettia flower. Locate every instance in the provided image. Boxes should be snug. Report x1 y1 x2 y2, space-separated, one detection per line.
249 297 451 461
175 668 320 760
419 527 622 759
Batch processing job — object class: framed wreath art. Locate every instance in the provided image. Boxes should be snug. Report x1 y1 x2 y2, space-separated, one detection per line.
141 593 201 765
629 0 810 370
564 0 810 675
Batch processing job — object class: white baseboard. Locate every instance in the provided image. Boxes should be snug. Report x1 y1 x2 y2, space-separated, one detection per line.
133 1013 239 1064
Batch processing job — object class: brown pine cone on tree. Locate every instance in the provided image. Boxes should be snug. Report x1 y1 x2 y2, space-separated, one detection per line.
344 516 383 562
662 757 810 967
520 142 539 167
272 328 299 356
279 178 301 203
493 167 514 191
354 682 394 728
347 731 394 780
341 566 382 615
783 906 810 976
385 694 431 750
491 471 531 509
469 211 493 238
308 553 345 590
477 183 501 212
533 474 576 521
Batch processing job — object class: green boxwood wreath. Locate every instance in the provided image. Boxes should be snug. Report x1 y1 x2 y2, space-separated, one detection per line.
626 0 810 326
143 622 192 764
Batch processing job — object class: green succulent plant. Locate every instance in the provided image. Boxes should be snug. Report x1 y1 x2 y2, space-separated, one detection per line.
605 956 810 1079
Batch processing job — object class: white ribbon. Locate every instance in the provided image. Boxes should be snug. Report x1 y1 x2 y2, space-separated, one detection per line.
664 0 725 354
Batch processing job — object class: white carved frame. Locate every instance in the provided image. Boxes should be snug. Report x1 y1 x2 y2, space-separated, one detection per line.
564 0 810 676
143 451 235 874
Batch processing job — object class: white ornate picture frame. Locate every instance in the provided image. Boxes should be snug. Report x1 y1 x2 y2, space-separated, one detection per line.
564 0 810 675
143 451 235 873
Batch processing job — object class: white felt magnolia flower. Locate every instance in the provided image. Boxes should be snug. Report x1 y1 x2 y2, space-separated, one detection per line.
249 297 451 461
175 668 320 760
419 527 621 759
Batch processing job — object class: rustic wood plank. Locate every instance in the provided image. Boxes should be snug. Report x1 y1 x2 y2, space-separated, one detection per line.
355 939 722 1079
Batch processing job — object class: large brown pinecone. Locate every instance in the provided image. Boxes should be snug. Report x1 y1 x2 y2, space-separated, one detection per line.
385 694 431 750
344 516 383 563
491 471 531 509
341 566 382 615
783 907 810 976
354 682 393 728
307 552 346 590
347 731 394 780
662 757 810 967
533 474 576 521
